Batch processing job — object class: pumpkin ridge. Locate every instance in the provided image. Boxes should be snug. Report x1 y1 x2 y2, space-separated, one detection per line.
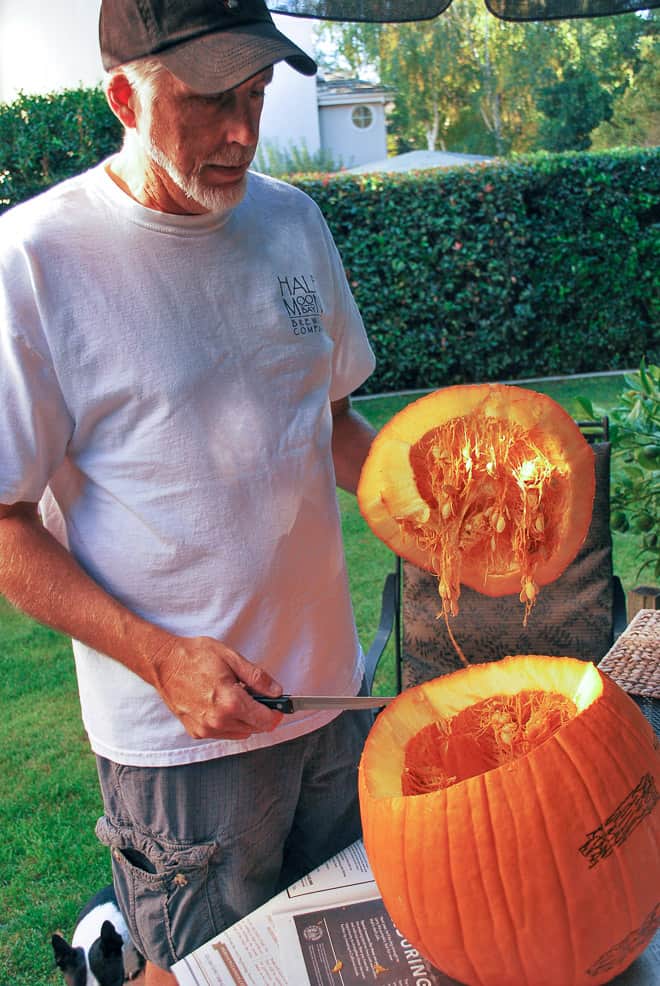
416 784 452 976
558 710 658 947
462 778 496 976
435 785 478 983
552 727 606 844
473 772 523 983
485 770 530 982
444 785 484 986
559 687 653 821
400 795 424 949
525 752 581 984
598 684 657 752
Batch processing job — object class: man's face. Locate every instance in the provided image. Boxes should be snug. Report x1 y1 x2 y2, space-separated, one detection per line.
136 67 273 214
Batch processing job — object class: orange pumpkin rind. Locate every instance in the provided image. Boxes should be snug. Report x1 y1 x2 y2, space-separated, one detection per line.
359 655 660 986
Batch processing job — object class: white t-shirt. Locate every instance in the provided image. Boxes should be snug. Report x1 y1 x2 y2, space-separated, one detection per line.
0 162 375 766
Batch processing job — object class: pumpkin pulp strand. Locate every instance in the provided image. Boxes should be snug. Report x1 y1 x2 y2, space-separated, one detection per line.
404 413 567 630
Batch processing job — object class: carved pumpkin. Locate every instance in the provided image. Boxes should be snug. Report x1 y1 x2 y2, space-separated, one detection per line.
357 384 595 628
358 656 660 986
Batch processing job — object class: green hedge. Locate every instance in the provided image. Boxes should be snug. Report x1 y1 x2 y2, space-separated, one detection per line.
1 87 657 394
293 149 659 394
0 87 121 210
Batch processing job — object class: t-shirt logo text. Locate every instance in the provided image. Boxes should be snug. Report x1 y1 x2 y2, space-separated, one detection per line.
278 274 324 336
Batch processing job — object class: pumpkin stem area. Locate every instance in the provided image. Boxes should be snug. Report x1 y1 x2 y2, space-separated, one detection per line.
402 689 577 795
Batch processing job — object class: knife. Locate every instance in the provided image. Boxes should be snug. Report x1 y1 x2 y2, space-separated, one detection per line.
251 693 397 714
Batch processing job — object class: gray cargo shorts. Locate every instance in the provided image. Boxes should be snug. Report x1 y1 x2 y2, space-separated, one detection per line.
95 704 372 970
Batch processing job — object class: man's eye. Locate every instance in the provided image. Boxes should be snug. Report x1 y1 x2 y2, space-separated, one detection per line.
194 91 231 107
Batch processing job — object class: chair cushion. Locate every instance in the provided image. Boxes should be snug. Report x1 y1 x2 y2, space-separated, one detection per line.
402 442 615 689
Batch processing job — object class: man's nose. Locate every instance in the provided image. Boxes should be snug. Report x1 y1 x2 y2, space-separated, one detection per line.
224 100 260 146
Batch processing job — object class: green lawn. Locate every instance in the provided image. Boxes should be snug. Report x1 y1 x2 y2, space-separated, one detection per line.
0 371 643 986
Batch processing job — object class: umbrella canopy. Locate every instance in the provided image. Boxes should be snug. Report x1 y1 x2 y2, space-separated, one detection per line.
268 0 658 21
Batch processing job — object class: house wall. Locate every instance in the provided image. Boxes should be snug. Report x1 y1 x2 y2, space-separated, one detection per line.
0 0 105 99
259 17 320 156
318 102 388 170
0 1 320 153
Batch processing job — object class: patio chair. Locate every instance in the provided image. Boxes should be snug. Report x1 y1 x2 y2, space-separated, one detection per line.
364 417 627 695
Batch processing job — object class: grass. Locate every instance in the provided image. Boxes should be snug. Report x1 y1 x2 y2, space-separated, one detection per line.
1 371 644 986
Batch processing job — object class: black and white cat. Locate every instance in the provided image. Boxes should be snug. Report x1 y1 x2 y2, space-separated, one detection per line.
52 885 145 986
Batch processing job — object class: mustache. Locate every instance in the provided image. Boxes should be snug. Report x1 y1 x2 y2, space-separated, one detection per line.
202 149 256 168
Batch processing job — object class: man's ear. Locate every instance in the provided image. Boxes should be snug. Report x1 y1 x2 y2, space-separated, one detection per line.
105 72 138 129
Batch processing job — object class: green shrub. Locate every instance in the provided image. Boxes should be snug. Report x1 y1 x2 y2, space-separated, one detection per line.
578 361 660 583
1 86 657 394
0 87 121 210
293 148 659 394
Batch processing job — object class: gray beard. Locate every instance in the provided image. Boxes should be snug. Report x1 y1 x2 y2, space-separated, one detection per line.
146 138 249 214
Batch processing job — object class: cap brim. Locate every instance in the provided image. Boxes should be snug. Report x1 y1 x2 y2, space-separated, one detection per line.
157 22 317 94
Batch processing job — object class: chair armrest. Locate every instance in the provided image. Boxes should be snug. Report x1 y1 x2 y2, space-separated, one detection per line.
613 575 627 641
364 570 398 695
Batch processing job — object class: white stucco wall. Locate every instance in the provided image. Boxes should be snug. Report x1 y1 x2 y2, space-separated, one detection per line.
319 101 388 170
0 1 319 153
259 18 320 155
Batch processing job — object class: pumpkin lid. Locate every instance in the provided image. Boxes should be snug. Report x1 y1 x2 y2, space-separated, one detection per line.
357 383 596 622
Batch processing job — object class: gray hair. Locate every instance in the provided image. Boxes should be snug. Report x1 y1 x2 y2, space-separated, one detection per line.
104 56 168 105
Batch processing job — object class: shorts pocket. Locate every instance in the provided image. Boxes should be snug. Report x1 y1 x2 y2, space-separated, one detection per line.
95 816 219 966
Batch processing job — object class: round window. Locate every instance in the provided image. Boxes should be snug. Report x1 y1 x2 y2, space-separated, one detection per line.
351 105 373 130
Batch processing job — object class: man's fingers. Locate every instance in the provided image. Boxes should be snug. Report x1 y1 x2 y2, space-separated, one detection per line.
229 681 283 730
153 634 284 739
227 652 282 697
180 682 283 740
184 706 282 740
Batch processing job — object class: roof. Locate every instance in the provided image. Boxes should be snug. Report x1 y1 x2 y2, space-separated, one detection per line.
346 149 493 174
317 77 395 107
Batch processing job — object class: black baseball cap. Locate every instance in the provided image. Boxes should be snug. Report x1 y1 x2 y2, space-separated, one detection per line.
100 0 317 94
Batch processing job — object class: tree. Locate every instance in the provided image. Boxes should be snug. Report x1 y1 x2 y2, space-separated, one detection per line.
317 16 474 153
316 5 550 155
315 5 659 156
591 23 660 148
536 63 614 150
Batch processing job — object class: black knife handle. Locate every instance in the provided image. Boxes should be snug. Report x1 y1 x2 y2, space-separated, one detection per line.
251 694 294 714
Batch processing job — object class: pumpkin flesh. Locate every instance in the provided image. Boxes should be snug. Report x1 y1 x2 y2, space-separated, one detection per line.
358 656 660 986
401 689 577 794
357 384 596 624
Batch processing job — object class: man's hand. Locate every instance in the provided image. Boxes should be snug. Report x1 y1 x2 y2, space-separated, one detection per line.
0 500 283 742
149 635 284 740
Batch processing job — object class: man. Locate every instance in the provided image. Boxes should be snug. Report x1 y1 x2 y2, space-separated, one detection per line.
0 2 377 982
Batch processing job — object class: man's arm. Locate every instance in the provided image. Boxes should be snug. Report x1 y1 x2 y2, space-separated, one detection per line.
0 501 282 739
331 396 377 494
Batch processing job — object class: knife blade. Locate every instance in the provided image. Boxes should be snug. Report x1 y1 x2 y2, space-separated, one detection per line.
252 694 397 714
